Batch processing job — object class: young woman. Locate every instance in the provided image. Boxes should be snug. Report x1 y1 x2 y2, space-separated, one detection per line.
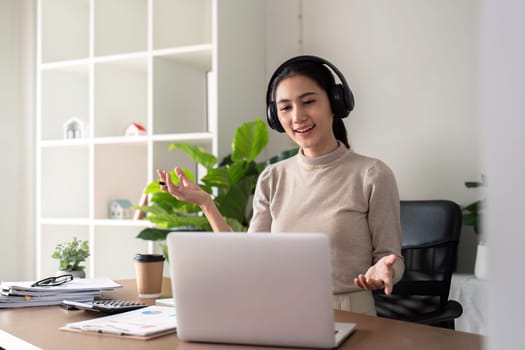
157 55 404 315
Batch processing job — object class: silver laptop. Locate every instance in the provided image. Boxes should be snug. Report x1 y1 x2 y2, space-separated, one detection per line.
166 232 356 349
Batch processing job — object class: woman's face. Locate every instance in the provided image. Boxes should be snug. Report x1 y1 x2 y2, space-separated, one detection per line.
275 75 338 157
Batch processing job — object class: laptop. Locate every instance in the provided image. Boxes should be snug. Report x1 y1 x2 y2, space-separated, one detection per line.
166 232 356 349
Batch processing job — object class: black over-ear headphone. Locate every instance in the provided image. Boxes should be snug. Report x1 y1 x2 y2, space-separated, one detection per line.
266 55 354 133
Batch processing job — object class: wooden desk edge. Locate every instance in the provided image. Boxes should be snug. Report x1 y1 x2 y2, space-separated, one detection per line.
0 278 484 350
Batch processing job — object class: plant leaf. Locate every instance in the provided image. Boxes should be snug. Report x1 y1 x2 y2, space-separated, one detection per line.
216 175 257 225
225 217 248 232
148 191 200 213
465 181 484 188
136 226 206 241
148 212 209 228
463 200 482 214
144 181 162 194
172 168 196 184
136 227 172 241
231 119 268 163
169 143 217 169
226 161 252 186
201 167 231 190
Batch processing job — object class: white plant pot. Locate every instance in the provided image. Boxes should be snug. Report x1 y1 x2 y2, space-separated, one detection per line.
474 242 488 280
56 270 86 279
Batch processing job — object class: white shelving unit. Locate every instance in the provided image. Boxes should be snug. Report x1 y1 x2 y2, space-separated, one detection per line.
36 0 266 279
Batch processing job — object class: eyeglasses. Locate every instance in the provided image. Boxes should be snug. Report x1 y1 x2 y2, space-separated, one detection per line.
31 274 74 287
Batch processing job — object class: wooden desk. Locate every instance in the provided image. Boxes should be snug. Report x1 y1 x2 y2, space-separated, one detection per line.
0 279 484 350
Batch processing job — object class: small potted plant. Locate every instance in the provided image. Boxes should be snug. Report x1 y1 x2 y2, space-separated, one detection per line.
52 236 90 278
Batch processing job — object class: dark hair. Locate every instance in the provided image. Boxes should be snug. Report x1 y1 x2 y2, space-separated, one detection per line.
269 60 350 148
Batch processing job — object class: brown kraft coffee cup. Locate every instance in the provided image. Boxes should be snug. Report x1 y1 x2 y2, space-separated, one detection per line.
134 253 165 298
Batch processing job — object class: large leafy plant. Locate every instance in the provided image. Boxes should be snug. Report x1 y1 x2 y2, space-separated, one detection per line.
134 119 296 244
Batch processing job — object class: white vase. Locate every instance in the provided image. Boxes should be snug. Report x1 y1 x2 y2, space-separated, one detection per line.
474 242 488 280
56 270 86 279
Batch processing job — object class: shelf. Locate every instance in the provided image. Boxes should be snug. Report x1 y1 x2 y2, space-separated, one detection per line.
39 133 214 147
39 218 152 227
41 136 149 147
40 138 91 147
41 58 91 71
153 44 213 71
151 132 213 142
94 219 152 227
40 218 92 225
93 136 148 145
37 0 265 278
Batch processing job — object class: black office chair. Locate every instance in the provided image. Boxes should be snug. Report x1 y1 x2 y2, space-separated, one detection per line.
373 200 463 329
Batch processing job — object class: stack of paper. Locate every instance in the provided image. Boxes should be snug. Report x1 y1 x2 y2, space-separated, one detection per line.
0 277 122 308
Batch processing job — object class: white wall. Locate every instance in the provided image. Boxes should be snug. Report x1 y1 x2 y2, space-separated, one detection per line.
0 0 482 275
0 0 35 280
265 0 482 272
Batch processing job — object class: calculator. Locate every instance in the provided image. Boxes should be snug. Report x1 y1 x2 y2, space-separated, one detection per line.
61 299 148 314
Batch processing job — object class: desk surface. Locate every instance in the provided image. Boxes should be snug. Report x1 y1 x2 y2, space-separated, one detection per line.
0 279 484 350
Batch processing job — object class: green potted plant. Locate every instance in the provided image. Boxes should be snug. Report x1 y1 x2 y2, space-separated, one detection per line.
462 176 487 279
52 236 90 278
134 119 296 257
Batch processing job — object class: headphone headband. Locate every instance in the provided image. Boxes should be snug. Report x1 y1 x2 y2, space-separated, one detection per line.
266 55 354 133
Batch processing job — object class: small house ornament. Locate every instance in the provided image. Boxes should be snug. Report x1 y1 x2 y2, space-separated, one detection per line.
108 199 134 219
124 122 146 136
64 117 84 139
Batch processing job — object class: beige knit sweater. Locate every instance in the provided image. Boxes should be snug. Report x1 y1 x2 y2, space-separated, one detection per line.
249 143 404 313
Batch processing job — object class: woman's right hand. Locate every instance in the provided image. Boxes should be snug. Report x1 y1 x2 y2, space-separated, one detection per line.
157 167 213 207
157 167 232 232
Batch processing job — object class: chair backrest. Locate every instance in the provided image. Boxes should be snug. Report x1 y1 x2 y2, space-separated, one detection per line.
374 200 462 325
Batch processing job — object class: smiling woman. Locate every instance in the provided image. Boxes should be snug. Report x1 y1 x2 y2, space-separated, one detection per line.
156 55 405 316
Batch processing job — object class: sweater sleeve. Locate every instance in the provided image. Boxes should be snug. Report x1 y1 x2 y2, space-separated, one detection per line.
364 160 405 284
248 166 273 232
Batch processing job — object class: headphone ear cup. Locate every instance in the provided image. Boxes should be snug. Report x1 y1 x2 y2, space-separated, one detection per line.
266 102 285 133
330 83 353 118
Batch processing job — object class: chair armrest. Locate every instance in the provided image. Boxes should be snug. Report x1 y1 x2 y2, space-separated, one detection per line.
410 300 463 326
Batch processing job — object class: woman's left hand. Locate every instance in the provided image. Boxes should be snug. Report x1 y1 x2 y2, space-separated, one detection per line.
354 254 397 295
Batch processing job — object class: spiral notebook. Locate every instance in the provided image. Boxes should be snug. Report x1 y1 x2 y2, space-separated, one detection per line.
61 305 177 340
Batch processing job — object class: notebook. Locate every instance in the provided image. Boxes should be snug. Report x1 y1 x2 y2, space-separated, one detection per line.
167 232 356 349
